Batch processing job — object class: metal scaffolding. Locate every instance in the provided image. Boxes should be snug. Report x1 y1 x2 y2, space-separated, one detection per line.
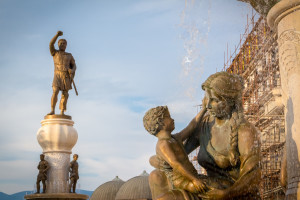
224 13 285 199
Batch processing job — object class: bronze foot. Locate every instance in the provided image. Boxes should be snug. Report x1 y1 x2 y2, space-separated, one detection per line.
47 111 55 115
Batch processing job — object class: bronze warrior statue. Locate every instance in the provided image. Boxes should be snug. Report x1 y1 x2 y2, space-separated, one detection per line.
48 31 77 116
36 154 50 194
146 72 261 200
69 154 79 193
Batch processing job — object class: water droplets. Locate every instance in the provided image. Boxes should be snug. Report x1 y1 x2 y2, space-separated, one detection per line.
179 0 211 99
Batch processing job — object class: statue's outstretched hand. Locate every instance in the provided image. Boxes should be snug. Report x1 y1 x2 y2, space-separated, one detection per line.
57 31 63 36
192 179 207 193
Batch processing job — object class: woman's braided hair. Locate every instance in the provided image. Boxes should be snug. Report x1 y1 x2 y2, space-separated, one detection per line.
202 72 244 167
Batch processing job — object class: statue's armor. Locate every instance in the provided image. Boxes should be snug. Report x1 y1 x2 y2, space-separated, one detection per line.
37 160 49 181
53 51 73 71
52 51 76 91
70 160 79 180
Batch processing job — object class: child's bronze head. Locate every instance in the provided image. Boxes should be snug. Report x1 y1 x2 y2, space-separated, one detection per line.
143 106 169 136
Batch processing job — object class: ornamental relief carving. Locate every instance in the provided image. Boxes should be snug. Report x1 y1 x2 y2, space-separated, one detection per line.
278 30 300 47
278 30 300 88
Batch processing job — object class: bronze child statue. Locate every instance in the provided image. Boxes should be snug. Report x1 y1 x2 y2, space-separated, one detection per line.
143 106 208 199
69 154 79 193
48 30 77 116
36 154 50 194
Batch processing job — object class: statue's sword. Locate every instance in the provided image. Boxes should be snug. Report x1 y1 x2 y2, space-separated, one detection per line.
68 71 78 96
72 79 78 96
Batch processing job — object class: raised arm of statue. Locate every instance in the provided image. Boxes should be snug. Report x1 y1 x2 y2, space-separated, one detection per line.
49 31 63 56
174 103 207 142
181 98 208 154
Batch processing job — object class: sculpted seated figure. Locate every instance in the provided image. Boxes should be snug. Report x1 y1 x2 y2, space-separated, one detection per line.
145 72 261 200
143 106 208 200
185 72 261 199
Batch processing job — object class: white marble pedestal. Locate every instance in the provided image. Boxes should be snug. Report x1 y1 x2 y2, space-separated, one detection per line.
24 115 88 200
37 115 78 193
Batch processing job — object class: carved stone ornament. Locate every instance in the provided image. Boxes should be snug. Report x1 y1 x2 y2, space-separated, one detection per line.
278 30 300 93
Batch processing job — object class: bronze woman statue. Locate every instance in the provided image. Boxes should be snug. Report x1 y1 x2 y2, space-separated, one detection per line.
184 71 261 199
147 72 261 200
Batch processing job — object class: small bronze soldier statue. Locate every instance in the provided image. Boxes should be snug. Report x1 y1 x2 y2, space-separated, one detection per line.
48 30 77 116
69 154 79 193
36 154 50 193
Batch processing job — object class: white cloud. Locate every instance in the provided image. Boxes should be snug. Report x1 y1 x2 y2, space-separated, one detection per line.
0 160 36 180
0 160 37 194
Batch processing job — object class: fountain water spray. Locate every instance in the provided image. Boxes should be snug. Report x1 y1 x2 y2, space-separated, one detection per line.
179 0 211 100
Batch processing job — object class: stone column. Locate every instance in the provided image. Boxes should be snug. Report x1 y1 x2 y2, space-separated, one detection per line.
37 117 78 193
267 0 300 198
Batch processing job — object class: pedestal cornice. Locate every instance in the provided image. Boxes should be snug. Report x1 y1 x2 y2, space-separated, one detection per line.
41 118 74 127
267 0 300 29
44 114 72 120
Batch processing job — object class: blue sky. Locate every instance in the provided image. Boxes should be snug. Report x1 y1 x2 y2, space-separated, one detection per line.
0 0 255 194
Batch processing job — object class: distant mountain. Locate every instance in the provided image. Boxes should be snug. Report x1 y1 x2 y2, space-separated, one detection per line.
0 191 12 200
12 191 34 200
0 190 93 200
0 191 32 200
